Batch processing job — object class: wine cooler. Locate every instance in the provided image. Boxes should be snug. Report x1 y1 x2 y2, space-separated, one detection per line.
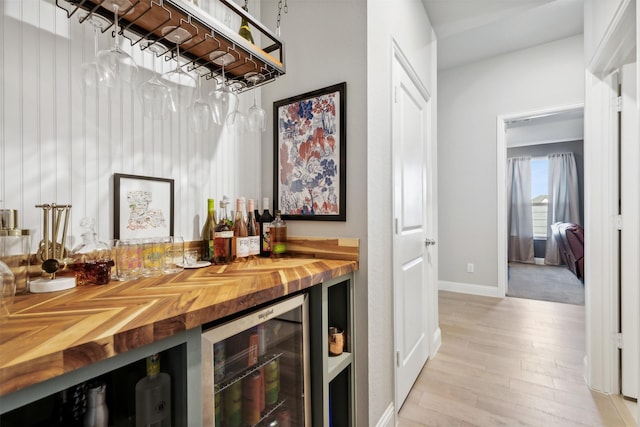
201 294 310 427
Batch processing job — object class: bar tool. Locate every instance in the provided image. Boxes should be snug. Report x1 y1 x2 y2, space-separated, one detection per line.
30 203 76 293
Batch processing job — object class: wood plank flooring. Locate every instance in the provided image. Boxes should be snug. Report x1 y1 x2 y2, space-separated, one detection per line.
398 291 636 427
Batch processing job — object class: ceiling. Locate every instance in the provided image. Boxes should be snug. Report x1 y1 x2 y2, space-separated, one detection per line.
422 0 585 70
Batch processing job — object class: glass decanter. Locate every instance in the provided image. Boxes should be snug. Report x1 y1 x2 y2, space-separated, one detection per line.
69 218 114 285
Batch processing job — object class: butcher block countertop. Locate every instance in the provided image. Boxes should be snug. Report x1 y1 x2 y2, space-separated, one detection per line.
0 237 359 398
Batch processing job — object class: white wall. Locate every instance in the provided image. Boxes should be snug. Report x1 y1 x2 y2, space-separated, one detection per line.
368 0 438 424
438 35 584 292
259 0 371 424
1 0 261 244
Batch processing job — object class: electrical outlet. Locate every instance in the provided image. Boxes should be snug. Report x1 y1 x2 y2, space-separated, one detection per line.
467 263 474 273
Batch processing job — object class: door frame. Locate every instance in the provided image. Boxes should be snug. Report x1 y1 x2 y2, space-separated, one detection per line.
496 103 584 297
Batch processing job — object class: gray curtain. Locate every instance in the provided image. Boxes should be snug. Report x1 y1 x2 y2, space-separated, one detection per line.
508 156 534 263
545 152 580 265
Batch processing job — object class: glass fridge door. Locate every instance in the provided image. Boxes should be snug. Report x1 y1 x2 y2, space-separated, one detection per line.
202 294 310 427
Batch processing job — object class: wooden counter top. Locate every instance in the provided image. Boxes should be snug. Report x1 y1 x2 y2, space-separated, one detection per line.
0 237 358 397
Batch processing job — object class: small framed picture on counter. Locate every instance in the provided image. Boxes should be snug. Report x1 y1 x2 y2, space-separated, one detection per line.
113 173 174 239
273 82 347 221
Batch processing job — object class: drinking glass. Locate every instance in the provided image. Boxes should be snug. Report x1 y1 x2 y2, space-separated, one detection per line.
191 75 214 132
141 238 165 277
96 0 139 88
163 236 184 274
226 81 247 132
245 72 266 132
161 26 197 113
0 260 15 316
209 52 237 126
80 13 111 90
115 239 142 281
137 40 170 119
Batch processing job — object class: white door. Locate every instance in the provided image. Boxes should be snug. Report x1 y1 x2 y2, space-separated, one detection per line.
620 63 638 399
392 51 433 408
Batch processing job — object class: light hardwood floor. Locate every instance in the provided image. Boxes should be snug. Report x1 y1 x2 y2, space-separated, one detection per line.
397 291 637 427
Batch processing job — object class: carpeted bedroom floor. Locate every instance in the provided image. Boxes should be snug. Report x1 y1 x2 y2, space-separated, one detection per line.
507 262 584 305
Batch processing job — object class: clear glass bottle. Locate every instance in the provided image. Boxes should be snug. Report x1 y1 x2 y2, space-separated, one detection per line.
135 354 172 427
84 381 108 427
69 218 114 286
270 211 287 257
214 199 232 265
232 198 248 261
201 198 216 262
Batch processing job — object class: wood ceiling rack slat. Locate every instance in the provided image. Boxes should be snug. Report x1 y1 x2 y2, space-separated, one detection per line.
55 0 286 91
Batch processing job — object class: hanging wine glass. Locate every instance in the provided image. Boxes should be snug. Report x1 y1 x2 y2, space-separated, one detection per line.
161 26 197 113
245 72 266 132
208 52 237 126
96 0 138 88
190 74 214 132
80 12 111 90
225 81 247 132
137 40 170 119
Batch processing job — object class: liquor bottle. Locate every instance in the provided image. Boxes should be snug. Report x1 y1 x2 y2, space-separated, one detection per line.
258 198 274 258
238 3 254 44
213 198 232 265
270 211 287 257
232 198 248 260
69 217 114 285
135 354 172 427
201 198 216 262
84 381 108 427
246 199 259 257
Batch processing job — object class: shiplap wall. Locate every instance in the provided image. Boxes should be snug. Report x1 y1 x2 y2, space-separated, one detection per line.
1 0 263 246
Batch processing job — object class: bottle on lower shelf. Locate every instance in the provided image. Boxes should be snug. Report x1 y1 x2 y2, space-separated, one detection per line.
135 354 172 427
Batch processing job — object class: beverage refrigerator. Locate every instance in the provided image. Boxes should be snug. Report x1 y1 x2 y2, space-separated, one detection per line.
201 294 310 427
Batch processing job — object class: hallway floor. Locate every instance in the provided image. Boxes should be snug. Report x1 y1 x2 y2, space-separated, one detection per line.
397 291 636 426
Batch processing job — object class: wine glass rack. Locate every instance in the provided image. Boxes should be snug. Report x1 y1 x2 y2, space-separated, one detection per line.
55 0 286 91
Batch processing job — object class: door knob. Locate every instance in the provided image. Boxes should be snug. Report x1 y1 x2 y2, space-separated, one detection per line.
425 238 436 246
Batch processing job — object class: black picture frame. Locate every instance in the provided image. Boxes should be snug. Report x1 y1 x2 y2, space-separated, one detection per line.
113 173 174 240
273 82 347 221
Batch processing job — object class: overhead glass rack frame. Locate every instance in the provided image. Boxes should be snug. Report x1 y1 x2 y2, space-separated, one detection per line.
56 0 286 91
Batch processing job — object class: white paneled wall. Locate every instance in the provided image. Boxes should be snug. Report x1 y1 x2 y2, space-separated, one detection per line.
1 0 262 247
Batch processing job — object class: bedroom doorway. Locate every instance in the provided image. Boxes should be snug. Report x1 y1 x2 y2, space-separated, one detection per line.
496 105 585 304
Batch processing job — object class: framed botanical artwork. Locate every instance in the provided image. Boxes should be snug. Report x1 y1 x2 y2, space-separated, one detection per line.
113 173 174 239
273 82 347 221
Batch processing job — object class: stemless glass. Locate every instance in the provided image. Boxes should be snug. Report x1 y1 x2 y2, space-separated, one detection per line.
80 13 111 90
115 239 142 281
163 236 184 274
96 0 138 88
209 52 237 126
141 238 165 277
245 72 267 132
137 40 170 119
161 26 197 113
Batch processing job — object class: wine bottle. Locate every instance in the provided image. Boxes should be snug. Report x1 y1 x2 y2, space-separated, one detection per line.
238 3 254 44
259 198 274 258
270 210 287 257
135 354 172 427
214 198 232 264
201 198 216 262
246 199 259 257
232 198 249 260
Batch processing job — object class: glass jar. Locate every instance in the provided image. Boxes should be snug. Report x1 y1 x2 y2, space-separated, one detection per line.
69 218 113 285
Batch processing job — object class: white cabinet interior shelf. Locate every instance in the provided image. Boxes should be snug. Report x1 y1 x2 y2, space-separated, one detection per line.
56 0 285 91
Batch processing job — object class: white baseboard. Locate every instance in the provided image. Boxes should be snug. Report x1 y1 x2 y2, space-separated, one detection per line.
534 257 545 265
375 403 395 427
439 281 502 298
431 327 442 357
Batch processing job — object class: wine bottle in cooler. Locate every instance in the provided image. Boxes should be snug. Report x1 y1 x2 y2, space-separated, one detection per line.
259 198 274 258
201 198 216 262
135 354 171 427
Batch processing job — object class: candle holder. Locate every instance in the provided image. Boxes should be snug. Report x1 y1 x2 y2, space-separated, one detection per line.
30 203 76 293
